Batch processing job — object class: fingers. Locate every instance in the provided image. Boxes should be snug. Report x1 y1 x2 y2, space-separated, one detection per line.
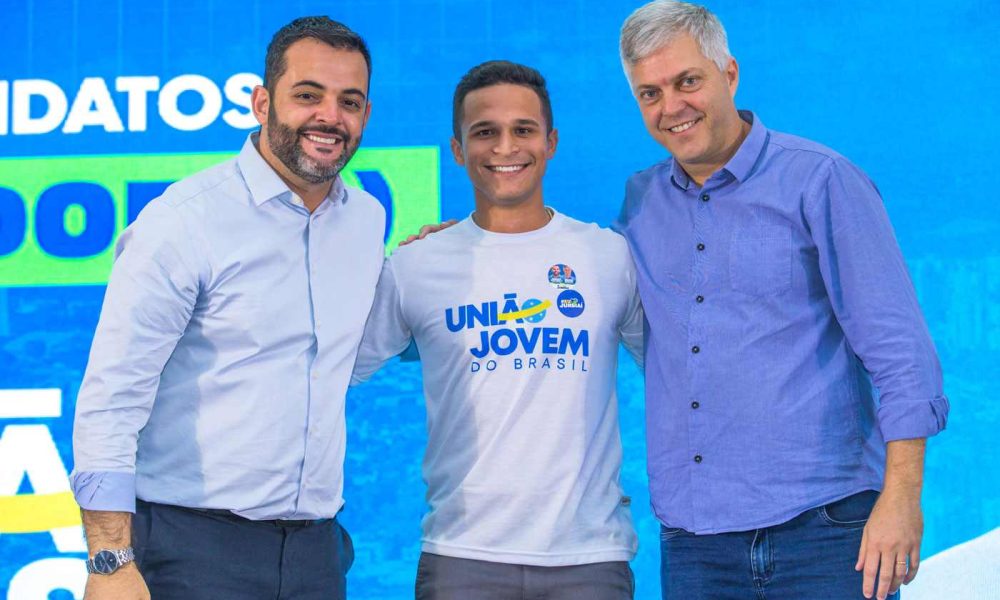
855 526 868 571
399 219 460 247
421 219 458 237
862 545 880 598
875 551 898 600
889 555 906 595
903 547 920 584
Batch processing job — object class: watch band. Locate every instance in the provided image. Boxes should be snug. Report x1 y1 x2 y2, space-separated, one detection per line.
85 547 135 575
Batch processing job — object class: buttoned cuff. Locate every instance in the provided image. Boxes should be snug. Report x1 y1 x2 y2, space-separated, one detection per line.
877 395 950 442
70 471 136 513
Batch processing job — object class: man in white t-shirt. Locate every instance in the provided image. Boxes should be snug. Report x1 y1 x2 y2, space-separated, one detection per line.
352 61 643 599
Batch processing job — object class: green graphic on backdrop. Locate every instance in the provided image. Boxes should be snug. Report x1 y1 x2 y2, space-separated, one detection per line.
0 147 440 286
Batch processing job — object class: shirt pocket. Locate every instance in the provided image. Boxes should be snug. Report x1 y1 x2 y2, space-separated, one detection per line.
729 221 792 297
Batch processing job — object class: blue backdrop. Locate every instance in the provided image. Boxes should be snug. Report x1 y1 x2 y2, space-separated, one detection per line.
1 1 998 598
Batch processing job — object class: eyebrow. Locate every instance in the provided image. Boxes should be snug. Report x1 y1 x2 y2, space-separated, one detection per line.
468 118 541 130
290 80 367 100
634 67 705 91
671 68 704 83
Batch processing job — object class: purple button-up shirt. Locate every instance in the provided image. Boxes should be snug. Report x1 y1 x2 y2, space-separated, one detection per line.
615 111 948 534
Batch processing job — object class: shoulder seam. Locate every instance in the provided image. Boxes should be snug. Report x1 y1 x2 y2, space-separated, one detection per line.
166 162 242 208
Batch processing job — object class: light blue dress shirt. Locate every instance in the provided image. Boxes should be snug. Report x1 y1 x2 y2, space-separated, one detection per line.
616 112 948 534
71 134 385 520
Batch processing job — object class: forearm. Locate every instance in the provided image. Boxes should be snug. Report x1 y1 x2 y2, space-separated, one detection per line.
80 510 149 599
82 510 132 554
882 438 926 497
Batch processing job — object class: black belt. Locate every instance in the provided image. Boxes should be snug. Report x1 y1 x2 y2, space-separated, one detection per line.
140 500 329 528
190 507 329 528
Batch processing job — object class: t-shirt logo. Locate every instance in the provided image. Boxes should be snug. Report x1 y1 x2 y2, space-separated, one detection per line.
443 289 590 373
548 263 577 288
557 290 585 318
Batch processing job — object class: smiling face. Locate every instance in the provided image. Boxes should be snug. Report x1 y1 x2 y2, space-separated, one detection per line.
627 34 747 184
451 83 557 211
252 38 370 191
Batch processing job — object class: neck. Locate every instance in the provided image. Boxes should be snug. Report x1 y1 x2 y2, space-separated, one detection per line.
683 117 751 187
255 133 334 212
285 180 333 213
472 198 551 233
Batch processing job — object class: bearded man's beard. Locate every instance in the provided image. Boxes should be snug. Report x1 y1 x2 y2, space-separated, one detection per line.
266 109 362 184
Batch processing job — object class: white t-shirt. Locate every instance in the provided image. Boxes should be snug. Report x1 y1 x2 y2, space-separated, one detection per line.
353 210 643 566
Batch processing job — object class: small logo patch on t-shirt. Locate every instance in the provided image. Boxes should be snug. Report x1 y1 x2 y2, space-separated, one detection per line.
548 263 577 288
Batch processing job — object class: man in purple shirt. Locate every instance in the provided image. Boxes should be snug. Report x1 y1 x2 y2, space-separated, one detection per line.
614 2 948 600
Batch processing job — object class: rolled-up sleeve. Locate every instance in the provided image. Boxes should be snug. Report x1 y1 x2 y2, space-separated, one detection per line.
71 200 201 512
806 157 949 442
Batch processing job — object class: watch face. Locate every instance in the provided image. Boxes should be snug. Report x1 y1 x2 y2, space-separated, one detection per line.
93 550 119 574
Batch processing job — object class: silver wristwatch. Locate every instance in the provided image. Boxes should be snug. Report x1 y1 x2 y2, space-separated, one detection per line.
86 547 135 575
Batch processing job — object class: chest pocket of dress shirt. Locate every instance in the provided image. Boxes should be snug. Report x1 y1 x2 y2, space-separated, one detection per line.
729 215 792 297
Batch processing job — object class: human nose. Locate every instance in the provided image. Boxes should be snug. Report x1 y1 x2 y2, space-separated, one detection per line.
313 97 344 125
659 90 688 120
493 130 519 154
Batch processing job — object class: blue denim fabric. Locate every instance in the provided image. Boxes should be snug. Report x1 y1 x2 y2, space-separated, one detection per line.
660 491 900 599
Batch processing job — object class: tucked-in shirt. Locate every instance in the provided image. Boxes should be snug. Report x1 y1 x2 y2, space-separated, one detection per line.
615 111 948 534
353 212 643 566
71 134 385 520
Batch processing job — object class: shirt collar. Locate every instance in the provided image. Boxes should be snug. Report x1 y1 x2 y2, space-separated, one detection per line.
669 156 693 190
669 110 767 190
722 110 767 184
237 132 347 208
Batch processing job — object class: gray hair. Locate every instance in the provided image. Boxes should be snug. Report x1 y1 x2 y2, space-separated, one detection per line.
620 1 731 74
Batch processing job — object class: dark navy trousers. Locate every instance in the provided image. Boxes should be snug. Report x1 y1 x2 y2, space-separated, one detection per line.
133 500 354 599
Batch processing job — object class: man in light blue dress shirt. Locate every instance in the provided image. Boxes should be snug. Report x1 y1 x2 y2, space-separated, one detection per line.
615 2 948 600
70 17 384 599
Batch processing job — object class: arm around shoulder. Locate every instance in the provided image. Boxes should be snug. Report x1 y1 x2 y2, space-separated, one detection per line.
351 257 414 385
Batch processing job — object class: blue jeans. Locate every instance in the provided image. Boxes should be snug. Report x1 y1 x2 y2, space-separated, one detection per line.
660 490 900 599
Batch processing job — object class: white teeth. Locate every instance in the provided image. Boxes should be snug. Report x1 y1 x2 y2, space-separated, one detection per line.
489 165 525 173
669 119 698 133
305 134 342 145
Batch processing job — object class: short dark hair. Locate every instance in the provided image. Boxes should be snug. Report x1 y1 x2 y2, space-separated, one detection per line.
264 16 371 93
452 60 554 140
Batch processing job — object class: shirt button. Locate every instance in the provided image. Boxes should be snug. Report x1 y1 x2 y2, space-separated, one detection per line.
700 193 710 202
691 401 700 409
694 455 703 463
695 295 704 303
691 345 700 354
696 243 705 251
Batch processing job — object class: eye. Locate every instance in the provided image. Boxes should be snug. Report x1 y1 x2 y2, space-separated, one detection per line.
515 127 535 136
679 76 701 89
296 92 318 101
638 88 660 102
472 128 494 137
341 98 363 111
